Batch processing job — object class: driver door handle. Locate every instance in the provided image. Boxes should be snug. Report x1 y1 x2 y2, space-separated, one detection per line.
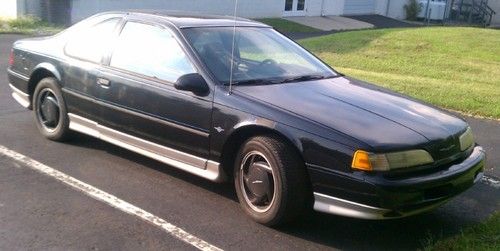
97 77 110 87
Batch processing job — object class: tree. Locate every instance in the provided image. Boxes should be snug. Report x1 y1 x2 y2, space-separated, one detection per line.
404 0 422 21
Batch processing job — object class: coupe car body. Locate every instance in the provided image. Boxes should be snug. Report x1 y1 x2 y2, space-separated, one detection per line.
7 11 485 225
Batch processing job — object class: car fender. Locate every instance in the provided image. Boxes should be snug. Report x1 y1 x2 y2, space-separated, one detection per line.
231 117 305 154
31 62 62 82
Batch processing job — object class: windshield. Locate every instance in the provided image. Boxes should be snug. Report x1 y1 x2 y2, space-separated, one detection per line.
182 27 337 85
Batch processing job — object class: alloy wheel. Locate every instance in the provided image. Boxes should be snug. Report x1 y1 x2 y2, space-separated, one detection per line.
239 150 277 213
36 88 61 132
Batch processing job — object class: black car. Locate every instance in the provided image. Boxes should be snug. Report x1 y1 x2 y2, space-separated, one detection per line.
7 11 485 226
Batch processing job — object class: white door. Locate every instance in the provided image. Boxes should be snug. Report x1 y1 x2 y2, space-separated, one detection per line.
343 0 376 15
283 0 307 16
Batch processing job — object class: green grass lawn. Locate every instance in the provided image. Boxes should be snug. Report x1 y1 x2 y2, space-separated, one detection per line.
0 16 63 35
299 27 500 119
423 212 500 250
257 18 322 33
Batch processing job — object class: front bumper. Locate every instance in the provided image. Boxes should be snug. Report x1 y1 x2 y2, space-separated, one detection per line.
311 146 485 219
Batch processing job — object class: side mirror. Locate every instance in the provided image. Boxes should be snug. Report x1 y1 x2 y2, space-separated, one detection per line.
174 73 209 95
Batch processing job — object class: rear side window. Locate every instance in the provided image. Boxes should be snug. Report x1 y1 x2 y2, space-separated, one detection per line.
109 21 195 83
65 18 120 63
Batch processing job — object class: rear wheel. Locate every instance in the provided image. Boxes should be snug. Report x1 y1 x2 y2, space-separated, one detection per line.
33 77 71 141
234 135 310 226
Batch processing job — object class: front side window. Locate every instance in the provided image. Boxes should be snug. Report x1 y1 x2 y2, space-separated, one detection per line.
183 27 336 85
65 18 120 63
110 22 195 83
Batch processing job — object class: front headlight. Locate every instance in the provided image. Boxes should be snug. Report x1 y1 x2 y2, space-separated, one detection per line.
352 149 434 171
459 127 474 151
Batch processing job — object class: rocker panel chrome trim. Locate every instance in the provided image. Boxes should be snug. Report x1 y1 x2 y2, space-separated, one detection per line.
9 83 30 108
68 113 225 182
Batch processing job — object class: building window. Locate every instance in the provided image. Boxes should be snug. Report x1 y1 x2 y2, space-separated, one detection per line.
297 0 305 11
285 0 293 11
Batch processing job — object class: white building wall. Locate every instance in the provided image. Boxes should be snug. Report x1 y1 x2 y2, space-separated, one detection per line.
383 0 407 19
282 0 344 16
489 0 500 26
343 0 377 15
322 0 345 15
70 0 285 23
59 0 423 24
306 0 324 16
0 0 17 18
375 0 388 15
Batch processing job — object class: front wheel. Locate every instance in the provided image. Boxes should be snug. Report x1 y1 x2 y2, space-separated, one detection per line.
32 77 71 141
234 135 310 226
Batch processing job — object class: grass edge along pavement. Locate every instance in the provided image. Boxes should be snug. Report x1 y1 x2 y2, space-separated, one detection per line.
422 212 500 251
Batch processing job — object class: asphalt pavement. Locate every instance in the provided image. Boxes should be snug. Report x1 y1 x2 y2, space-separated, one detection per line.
1 34 498 250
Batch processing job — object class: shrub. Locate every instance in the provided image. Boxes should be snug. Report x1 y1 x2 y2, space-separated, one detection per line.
404 0 422 21
0 16 63 34
7 16 46 29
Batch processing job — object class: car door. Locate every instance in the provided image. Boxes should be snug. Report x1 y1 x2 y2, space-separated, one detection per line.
95 20 213 160
61 16 122 122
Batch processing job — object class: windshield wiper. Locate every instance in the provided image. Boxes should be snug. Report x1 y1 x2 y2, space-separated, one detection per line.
227 74 332 86
279 74 329 84
231 78 284 86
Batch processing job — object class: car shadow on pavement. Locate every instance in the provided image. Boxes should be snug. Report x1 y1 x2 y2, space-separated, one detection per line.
279 211 465 250
278 180 498 250
66 133 239 202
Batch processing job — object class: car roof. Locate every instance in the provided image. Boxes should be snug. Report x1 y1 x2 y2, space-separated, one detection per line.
99 10 270 29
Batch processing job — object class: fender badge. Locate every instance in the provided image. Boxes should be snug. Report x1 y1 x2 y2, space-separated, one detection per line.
214 126 224 133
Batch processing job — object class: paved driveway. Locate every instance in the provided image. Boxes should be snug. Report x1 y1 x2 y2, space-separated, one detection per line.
0 34 498 250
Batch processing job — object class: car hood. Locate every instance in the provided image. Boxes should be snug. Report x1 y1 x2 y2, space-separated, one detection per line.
234 77 467 150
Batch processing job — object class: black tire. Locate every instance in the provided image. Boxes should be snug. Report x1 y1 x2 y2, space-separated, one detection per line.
32 77 71 141
234 135 311 226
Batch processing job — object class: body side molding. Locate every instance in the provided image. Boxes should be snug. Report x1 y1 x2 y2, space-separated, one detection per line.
62 88 209 137
7 68 30 81
68 113 226 182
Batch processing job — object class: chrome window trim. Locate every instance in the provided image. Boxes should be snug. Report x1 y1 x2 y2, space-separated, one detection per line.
9 83 30 108
68 113 225 182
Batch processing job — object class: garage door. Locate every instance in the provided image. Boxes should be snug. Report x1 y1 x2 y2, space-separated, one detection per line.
343 0 376 15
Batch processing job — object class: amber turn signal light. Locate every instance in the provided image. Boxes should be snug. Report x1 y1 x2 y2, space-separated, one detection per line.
351 150 373 171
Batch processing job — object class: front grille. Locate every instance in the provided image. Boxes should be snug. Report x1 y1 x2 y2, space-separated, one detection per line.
427 135 462 161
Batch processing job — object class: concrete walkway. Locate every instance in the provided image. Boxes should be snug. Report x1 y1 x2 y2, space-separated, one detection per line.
283 15 422 40
284 16 374 31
